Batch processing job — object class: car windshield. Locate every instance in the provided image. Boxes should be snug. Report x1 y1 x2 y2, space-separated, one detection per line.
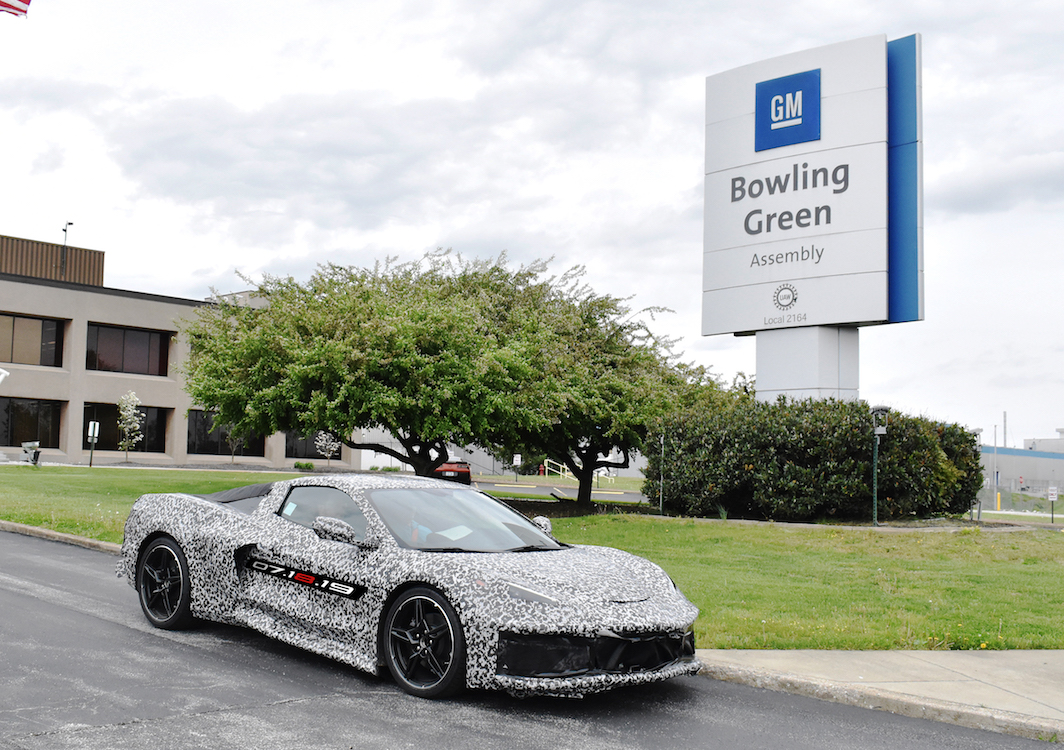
365 487 564 553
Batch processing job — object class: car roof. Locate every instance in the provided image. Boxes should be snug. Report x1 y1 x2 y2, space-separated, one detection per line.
195 482 277 504
197 473 461 503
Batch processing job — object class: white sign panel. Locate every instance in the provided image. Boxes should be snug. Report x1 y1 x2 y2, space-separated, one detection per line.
703 36 891 336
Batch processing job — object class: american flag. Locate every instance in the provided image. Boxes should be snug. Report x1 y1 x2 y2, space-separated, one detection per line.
0 0 30 17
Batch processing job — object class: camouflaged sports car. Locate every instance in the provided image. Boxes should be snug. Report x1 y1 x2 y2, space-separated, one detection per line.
117 474 700 698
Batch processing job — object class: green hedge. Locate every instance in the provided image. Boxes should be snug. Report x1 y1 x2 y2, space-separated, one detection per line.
643 398 982 522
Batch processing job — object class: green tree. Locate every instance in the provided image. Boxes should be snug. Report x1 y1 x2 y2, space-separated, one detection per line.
493 278 685 505
181 253 553 476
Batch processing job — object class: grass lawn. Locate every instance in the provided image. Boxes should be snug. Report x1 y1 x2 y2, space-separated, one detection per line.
553 515 1064 650
4 464 1063 651
0 465 300 543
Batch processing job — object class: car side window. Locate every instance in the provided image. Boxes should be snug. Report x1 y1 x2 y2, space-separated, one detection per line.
279 486 368 539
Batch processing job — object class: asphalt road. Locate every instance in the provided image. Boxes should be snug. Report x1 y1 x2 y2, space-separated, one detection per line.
0 531 1046 750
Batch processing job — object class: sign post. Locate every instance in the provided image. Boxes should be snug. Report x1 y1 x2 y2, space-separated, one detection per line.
1050 486 1058 524
87 420 100 467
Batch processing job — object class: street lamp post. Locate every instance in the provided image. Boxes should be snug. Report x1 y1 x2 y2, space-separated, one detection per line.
871 406 890 526
61 222 73 278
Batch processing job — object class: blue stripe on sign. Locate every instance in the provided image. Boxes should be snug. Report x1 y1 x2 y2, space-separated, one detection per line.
887 34 922 323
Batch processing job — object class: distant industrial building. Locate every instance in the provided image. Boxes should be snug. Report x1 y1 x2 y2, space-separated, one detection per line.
978 433 1064 513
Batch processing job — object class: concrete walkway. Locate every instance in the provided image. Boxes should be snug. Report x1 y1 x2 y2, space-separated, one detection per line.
698 648 1064 741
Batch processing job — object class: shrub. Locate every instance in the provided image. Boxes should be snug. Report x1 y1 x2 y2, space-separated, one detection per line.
643 397 982 522
294 461 314 472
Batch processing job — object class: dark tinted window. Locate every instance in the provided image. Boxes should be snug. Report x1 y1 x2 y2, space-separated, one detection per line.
0 398 62 448
86 324 170 376
285 430 341 459
40 319 62 367
83 403 168 452
124 329 150 374
187 410 266 457
94 326 125 371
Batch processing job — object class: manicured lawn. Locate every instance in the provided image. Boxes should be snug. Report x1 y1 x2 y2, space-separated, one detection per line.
4 465 1063 651
553 515 1064 651
0 465 299 544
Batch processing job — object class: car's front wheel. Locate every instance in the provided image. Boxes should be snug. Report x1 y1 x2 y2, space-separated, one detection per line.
136 536 195 630
383 587 466 698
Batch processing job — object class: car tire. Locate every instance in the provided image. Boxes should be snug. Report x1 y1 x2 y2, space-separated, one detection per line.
382 587 466 698
136 536 195 630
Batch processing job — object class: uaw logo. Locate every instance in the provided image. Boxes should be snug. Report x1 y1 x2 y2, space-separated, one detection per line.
755 69 821 152
773 283 798 311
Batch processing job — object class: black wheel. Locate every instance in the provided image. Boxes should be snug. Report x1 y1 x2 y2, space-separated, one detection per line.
136 536 195 630
383 587 466 698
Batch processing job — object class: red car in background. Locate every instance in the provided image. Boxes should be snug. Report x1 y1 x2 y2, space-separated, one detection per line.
432 460 472 484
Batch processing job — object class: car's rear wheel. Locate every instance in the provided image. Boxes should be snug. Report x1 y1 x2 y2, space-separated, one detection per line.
137 536 195 630
383 587 465 698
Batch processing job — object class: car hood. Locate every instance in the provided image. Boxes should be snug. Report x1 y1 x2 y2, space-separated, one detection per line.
452 544 673 605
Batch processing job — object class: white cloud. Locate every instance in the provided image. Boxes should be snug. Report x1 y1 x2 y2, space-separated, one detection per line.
0 0 1062 444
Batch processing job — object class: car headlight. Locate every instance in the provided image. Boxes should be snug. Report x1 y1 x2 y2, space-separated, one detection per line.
506 582 560 607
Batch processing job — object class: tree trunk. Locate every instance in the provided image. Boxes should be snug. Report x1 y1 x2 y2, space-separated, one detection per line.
564 451 598 513
342 432 450 477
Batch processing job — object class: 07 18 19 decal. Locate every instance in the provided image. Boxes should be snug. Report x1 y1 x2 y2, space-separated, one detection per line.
247 557 366 600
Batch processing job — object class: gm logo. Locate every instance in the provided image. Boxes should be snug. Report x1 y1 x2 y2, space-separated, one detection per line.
754 69 821 152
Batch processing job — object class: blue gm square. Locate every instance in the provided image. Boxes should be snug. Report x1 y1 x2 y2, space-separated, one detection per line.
755 69 821 152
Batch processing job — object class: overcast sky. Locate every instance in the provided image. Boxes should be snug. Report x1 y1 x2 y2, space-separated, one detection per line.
1 1 1061 447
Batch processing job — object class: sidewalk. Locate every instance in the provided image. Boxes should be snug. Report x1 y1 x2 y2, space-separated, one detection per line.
697 648 1064 741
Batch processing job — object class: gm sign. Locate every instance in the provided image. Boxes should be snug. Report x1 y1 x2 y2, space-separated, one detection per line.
754 69 821 152
702 35 923 337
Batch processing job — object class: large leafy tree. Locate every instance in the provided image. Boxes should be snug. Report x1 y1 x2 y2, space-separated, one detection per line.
493 277 684 505
183 252 684 497
182 253 554 476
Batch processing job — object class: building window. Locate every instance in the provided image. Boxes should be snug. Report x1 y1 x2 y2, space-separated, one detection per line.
285 430 339 459
187 410 266 457
0 314 64 367
85 324 170 376
0 398 62 448
83 403 168 453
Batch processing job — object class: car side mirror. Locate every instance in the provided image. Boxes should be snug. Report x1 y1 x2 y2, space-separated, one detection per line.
313 516 379 549
531 515 552 536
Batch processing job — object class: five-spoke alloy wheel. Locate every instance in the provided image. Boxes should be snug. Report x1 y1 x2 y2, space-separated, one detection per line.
136 536 194 630
383 587 466 698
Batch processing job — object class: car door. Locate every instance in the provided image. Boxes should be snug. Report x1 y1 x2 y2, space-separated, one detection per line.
239 485 381 654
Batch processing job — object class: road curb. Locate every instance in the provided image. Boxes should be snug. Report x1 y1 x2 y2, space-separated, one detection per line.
697 656 1064 742
0 519 121 555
